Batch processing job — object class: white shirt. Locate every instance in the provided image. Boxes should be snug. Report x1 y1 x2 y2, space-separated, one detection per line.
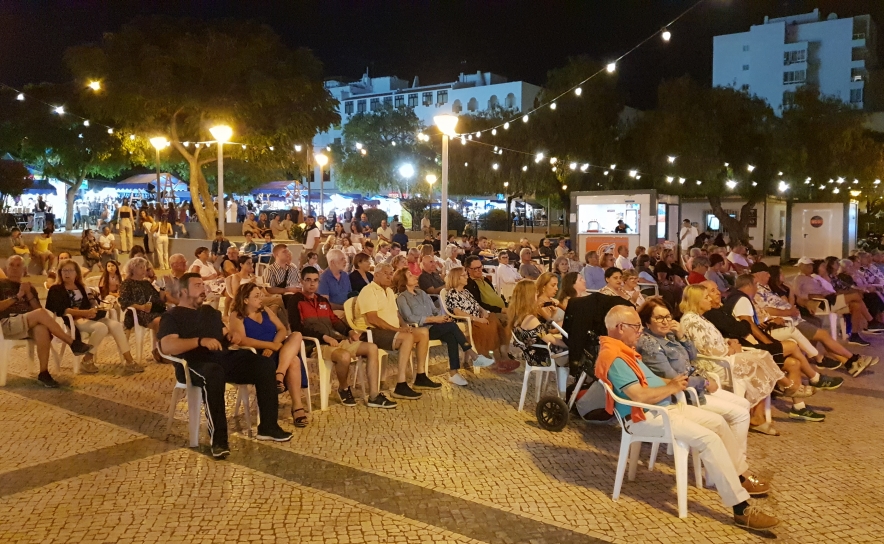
99 234 115 251
376 226 393 242
615 255 634 271
679 226 698 249
304 227 322 251
731 296 758 324
226 201 238 223
191 259 216 279
727 252 749 267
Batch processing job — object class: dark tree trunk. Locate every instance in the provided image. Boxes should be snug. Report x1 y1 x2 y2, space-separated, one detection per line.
64 179 82 231
708 194 758 247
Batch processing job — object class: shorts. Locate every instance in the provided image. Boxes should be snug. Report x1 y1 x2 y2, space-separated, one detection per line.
368 328 399 350
795 321 819 341
747 340 785 366
1 314 30 340
319 339 362 362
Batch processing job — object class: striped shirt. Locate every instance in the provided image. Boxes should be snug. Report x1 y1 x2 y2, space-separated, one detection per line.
263 263 301 289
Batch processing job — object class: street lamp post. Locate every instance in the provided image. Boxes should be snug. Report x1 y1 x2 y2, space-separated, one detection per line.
434 115 458 239
314 152 329 217
209 125 233 234
149 137 169 201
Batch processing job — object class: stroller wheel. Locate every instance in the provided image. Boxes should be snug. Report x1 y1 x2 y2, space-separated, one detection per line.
536 395 569 432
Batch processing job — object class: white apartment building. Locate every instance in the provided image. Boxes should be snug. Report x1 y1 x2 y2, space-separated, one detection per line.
713 8 878 113
312 70 542 191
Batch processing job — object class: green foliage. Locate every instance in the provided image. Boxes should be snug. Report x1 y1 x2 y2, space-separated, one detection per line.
429 207 467 235
400 196 431 229
363 208 389 230
0 84 129 229
288 223 306 243
480 209 510 232
65 16 339 234
333 106 435 194
0 160 33 225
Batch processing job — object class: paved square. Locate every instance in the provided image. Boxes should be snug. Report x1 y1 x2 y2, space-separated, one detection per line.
1 332 883 543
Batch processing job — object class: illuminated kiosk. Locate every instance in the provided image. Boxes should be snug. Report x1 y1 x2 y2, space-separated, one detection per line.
568 190 680 261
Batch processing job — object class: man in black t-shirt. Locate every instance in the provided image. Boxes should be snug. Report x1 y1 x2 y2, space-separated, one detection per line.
158 273 292 459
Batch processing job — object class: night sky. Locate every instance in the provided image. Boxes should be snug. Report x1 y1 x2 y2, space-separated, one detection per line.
2 0 883 109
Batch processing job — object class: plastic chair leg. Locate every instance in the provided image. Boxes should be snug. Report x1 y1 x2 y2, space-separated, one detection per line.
166 386 184 438
556 366 569 396
829 313 838 339
535 371 545 403
673 441 690 518
319 360 332 411
235 384 252 437
0 346 8 386
186 386 201 448
627 441 642 482
518 366 533 412
692 449 703 489
764 395 772 424
612 437 633 501
648 443 660 470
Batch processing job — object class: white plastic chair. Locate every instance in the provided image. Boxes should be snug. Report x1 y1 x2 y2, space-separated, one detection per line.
160 346 254 444
0 326 42 386
511 331 569 412
438 288 480 375
302 336 373 410
696 351 772 424
482 266 498 291
600 381 702 519
810 297 848 340
126 307 155 364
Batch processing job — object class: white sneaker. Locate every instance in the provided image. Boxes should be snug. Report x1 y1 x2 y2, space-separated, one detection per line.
448 373 469 386
472 355 495 368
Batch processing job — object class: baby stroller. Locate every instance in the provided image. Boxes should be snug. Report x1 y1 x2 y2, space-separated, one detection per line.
534 323 601 431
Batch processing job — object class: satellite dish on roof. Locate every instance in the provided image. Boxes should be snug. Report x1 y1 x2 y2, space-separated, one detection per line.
827 13 838 20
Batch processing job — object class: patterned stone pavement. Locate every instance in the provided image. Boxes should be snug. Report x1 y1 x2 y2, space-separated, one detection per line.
1 330 884 543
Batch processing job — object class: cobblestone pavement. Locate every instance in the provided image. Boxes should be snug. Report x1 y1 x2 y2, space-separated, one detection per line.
2 331 884 543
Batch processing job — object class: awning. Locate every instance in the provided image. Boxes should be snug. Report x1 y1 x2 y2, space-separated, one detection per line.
22 182 57 195
116 173 185 190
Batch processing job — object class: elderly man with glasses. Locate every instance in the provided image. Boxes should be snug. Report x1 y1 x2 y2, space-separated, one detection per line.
464 255 506 314
596 305 779 531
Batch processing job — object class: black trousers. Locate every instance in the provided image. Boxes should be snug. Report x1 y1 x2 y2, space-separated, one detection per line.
175 349 280 445
428 321 470 370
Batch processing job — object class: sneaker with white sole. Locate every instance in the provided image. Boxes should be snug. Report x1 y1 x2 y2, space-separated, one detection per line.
79 360 99 374
848 333 871 346
448 373 469 386
367 393 398 409
472 355 495 367
391 382 422 400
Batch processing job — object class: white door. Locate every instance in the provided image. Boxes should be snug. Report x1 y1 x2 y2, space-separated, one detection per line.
794 207 835 258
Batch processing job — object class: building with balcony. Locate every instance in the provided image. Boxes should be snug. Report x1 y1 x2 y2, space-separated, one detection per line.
311 70 542 192
712 8 878 113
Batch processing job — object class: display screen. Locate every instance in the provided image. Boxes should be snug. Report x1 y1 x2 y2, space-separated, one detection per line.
657 203 667 240
578 203 640 234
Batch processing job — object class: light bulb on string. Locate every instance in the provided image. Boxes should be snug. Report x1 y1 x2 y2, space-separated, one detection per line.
83 120 90 127
747 164 755 172
876 180 882 185
492 163 499 170
522 165 528 171
503 122 510 130
606 62 617 73
522 114 529 123
833 188 840 194
569 162 577 170
475 132 481 138
696 180 702 185
575 87 582 96
468 134 472 140
549 157 558 165
551 166 557 172
628 169 638 178
661 29 671 41
603 170 609 175
88 81 101 91
183 141 190 147
610 164 617 169
751 181 757 186
667 156 676 164
461 136 466 145
269 146 274 151
550 102 557 110
666 176 674 183
360 149 367 155
580 163 589 172
129 134 135 140
491 129 497 136
726 180 737 189
53 106 64 115
241 144 247 150
16 93 24 101
107 128 113 134
355 142 363 150
562 185 568 190
678 177 686 184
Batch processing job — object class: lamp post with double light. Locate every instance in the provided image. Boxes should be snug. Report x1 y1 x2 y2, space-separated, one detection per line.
314 152 329 217
433 115 458 239
209 125 233 233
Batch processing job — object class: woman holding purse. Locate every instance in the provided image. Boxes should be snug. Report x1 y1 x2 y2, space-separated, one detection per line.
46 259 143 374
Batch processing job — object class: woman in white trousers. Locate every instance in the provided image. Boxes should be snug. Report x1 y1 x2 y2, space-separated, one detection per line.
118 200 135 252
45 260 144 374
155 219 173 270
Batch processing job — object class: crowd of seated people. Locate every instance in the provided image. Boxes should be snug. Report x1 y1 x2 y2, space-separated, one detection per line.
8 221 883 528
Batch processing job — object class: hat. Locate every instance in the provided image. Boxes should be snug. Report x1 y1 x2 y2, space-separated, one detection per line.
750 262 769 274
796 256 814 265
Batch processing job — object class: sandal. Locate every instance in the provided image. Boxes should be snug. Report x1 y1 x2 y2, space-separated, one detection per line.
276 372 287 394
291 407 308 428
749 422 780 436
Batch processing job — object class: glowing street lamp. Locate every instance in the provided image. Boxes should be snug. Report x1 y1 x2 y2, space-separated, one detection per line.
314 152 330 215
149 137 170 205
426 173 437 212
434 114 458 238
209 125 233 233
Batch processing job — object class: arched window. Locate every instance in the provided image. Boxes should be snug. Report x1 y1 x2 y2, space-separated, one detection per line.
452 99 462 114
488 95 499 109
505 93 516 109
467 97 478 112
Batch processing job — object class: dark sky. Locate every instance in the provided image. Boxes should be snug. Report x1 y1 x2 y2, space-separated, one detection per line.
2 0 883 109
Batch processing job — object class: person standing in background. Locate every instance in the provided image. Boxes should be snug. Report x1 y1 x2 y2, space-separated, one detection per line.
117 198 134 252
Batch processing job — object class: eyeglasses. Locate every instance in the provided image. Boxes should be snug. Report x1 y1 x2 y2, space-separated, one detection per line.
651 315 674 324
618 322 643 332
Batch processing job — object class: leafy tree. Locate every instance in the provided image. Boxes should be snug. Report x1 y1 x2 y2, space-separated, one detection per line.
0 84 129 230
630 77 778 244
333 106 434 194
65 16 339 235
400 196 431 231
0 159 33 227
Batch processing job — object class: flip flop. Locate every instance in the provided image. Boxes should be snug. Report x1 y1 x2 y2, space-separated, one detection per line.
750 422 780 436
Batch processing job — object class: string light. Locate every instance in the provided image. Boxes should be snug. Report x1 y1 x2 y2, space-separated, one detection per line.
107 128 113 134
569 162 577 170
492 163 499 170
726 180 737 189
16 93 24 101
550 102 557 110
575 87 582 97
522 165 528 171
610 164 617 169
667 156 676 164
696 180 702 185
391 141 397 146
503 122 510 130
129 134 135 140
269 146 274 151
629 169 638 178
662 29 672 41
603 170 609 175
295 144 303 151
83 120 90 126
562 185 568 190
241 144 247 150
475 132 481 138
551 166 557 172
747 164 755 172
355 142 363 150
53 106 64 115
491 129 497 136
580 163 589 172
678 177 686 184
833 188 840 194
666 176 674 183
522 114 529 123
549 157 558 165
606 62 617 73
88 81 101 91
778 181 789 192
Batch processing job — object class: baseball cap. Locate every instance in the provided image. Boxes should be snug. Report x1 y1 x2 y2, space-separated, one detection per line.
749 262 769 274
796 256 814 265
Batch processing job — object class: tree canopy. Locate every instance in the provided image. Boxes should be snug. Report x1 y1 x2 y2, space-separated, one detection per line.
65 16 339 234
0 84 129 229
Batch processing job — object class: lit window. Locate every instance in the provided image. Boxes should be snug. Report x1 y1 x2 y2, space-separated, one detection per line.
344 101 353 114
394 95 404 108
437 90 448 105
407 94 418 107
357 100 366 113
422 92 433 106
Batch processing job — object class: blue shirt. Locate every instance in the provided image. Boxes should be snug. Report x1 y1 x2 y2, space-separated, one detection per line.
635 331 705 404
583 265 606 291
392 233 409 248
318 268 352 305
607 358 670 419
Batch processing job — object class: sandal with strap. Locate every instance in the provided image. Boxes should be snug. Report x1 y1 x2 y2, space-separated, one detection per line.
291 407 308 428
276 372 287 394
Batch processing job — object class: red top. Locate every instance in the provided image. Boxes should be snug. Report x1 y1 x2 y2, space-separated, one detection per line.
687 271 706 285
